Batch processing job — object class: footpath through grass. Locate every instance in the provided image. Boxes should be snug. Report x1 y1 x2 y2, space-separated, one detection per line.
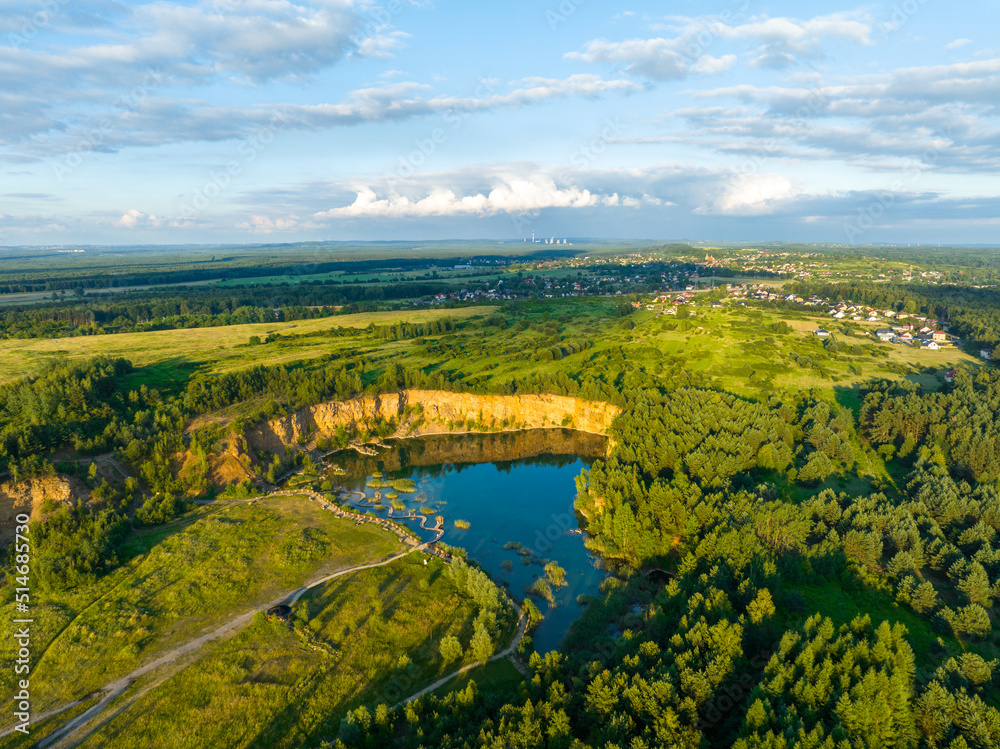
71 555 486 749
0 496 401 718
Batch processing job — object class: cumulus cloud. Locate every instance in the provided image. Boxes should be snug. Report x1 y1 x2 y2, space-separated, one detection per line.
293 163 753 223
704 173 802 215
691 54 738 75
116 209 192 229
317 175 627 219
0 0 435 156
236 214 301 232
0 212 70 235
266 163 709 224
0 0 384 90
12 162 1000 245
117 209 166 228
566 39 689 80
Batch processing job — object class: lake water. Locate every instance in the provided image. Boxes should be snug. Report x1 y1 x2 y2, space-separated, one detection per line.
326 429 606 654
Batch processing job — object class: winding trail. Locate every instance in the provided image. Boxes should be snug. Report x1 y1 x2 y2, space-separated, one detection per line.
34 543 423 749
392 603 529 709
9 486 529 748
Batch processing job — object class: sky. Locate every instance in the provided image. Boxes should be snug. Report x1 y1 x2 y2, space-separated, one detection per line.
1 0 998 246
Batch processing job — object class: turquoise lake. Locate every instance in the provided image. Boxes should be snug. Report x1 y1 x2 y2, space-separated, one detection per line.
327 429 606 654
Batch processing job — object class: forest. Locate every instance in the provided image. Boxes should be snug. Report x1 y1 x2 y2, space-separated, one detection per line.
0 280 457 339
330 381 1000 748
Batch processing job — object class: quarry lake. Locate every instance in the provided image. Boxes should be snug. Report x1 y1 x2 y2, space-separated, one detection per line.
325 429 607 654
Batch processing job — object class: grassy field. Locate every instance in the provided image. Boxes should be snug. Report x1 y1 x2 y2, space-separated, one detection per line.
0 496 401 718
4 292 977 403
0 306 495 384
625 306 981 398
69 555 490 749
428 657 524 700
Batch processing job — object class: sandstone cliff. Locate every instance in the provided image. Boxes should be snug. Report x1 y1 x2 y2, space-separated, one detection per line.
0 476 90 544
245 390 619 461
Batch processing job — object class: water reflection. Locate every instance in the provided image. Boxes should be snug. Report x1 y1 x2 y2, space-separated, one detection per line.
325 429 607 654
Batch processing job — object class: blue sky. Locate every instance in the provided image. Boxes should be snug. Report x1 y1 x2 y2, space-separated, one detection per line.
1 0 998 245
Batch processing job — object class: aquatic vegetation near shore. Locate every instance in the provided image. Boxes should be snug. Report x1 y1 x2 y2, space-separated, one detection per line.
544 561 567 587
528 578 554 604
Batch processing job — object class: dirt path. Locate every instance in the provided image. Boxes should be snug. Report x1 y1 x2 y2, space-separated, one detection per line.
4 489 423 749
34 546 424 749
392 602 529 708
9 487 526 747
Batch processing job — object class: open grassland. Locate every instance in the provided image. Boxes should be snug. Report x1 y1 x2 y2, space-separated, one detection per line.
428 657 524 700
0 496 401 716
0 306 494 384
625 306 981 398
382 299 980 405
71 555 486 749
8 293 972 418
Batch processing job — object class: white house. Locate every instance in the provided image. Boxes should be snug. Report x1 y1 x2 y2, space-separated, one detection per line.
875 329 896 342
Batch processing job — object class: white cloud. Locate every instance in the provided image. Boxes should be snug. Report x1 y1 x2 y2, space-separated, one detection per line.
8 74 641 158
720 13 872 47
0 213 70 235
566 38 689 80
116 208 193 228
691 54 737 75
317 174 628 219
946 38 973 51
298 162 776 222
567 11 873 79
117 209 164 228
706 173 802 215
0 0 369 89
236 214 300 232
668 56 1000 172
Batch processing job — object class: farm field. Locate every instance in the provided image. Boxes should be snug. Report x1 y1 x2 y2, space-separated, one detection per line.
212 268 501 287
0 306 495 384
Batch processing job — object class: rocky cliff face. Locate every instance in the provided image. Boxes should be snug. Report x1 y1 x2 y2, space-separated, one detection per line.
0 476 89 544
246 390 619 461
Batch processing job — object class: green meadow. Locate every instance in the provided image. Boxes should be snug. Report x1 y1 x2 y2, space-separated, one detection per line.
70 555 486 749
0 496 400 724
0 306 494 384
